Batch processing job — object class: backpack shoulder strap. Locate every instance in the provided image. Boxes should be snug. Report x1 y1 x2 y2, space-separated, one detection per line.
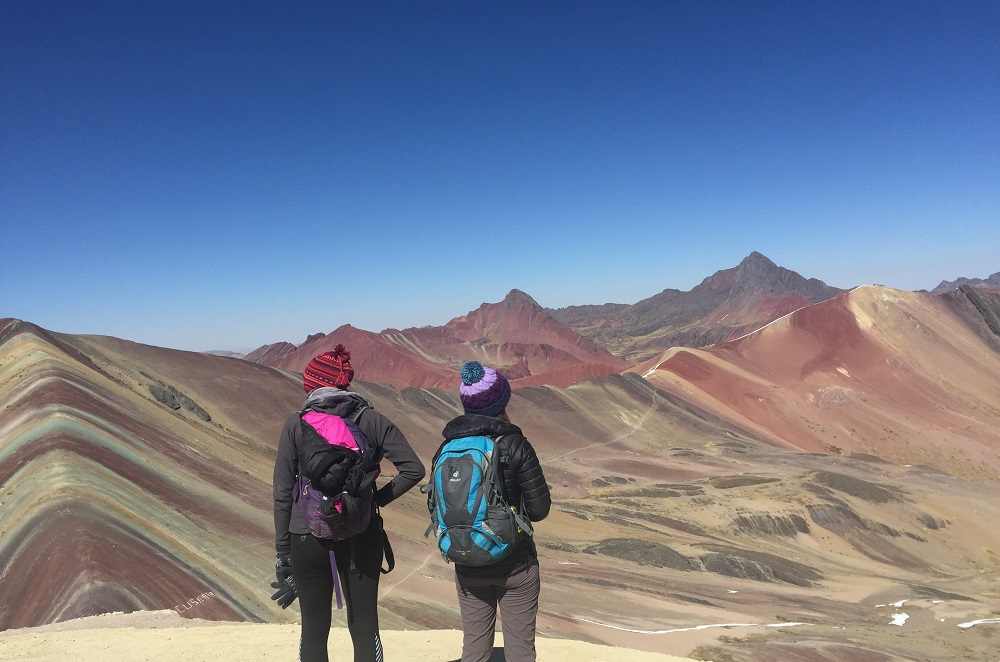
486 435 507 499
491 434 535 536
351 404 369 424
429 436 451 470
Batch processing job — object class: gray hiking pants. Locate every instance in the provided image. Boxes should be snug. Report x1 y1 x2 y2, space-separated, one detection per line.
455 559 541 662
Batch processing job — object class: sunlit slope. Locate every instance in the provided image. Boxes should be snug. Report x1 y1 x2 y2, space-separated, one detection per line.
0 317 749 633
639 286 1000 477
5 316 1000 660
247 290 627 389
0 611 702 662
0 319 299 629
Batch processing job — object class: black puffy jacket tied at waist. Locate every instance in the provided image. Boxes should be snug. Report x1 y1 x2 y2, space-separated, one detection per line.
440 413 551 572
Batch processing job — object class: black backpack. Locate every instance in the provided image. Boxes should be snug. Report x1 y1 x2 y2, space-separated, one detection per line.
294 406 381 542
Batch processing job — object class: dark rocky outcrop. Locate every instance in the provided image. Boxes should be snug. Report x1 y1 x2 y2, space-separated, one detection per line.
603 509 708 536
936 285 1000 352
908 585 975 602
960 285 1000 338
811 472 901 503
917 513 948 530
807 503 868 534
809 504 929 570
654 483 705 495
709 475 780 489
732 512 810 537
700 546 822 586
148 383 211 421
584 538 693 570
591 475 632 488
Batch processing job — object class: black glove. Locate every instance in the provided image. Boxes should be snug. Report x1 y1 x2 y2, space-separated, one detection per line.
270 555 297 609
275 554 293 583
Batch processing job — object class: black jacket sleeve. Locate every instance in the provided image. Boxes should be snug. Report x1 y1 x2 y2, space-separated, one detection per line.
359 408 426 507
512 437 551 522
272 414 299 557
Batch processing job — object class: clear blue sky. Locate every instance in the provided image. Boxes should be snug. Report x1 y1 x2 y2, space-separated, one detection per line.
3 2 998 351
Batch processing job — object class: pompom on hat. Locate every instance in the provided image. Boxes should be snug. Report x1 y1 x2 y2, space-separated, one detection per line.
303 344 355 392
458 361 511 417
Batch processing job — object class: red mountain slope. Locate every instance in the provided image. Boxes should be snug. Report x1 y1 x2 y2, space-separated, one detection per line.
247 290 628 389
638 286 1000 476
550 252 843 360
242 342 296 365
263 325 455 389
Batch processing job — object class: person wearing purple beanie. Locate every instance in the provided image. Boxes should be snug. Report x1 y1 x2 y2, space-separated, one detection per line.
443 361 551 662
458 361 512 417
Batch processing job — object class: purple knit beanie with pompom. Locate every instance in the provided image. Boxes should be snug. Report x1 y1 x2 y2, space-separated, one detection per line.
459 361 511 417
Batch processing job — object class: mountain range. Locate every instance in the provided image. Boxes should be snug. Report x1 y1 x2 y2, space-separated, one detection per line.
548 251 844 360
246 289 627 388
4 255 1000 660
246 252 844 381
931 270 1000 294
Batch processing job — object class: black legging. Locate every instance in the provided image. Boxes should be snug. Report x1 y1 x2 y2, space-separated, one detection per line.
291 517 386 662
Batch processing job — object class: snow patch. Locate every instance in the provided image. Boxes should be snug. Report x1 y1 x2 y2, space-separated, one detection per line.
642 355 671 378
890 613 910 626
875 599 908 608
728 305 812 343
573 618 809 635
958 618 1000 630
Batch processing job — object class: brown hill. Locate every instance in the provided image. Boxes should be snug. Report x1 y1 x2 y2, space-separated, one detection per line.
931 270 1000 294
242 341 296 365
246 290 627 389
550 252 843 361
637 285 1000 476
937 284 1000 352
4 314 1000 660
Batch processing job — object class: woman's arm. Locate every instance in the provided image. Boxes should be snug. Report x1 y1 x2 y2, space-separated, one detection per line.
514 438 551 522
360 408 426 507
272 414 299 557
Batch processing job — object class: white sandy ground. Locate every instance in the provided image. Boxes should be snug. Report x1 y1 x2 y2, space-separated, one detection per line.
0 611 703 662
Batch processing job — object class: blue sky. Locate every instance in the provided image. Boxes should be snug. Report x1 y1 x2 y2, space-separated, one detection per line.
3 2 998 351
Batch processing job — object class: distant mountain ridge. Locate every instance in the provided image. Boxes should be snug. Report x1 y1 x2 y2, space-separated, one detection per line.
245 252 844 381
246 253 1000 385
245 290 626 388
7 285 1000 661
633 283 1000 486
932 271 1000 294
548 251 843 360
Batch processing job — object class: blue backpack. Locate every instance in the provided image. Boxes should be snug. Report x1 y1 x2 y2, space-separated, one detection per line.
424 435 533 567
